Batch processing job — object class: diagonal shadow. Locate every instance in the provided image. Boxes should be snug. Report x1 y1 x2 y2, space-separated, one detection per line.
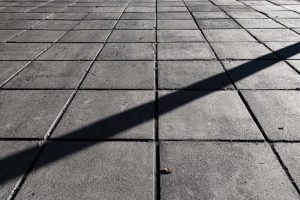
0 42 300 187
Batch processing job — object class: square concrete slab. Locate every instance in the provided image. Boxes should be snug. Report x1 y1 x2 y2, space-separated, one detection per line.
0 30 21 42
0 90 71 138
38 43 103 61
108 30 155 42
0 43 50 60
52 91 154 139
157 20 198 29
211 42 278 59
0 20 40 29
248 29 300 42
0 141 39 200
275 143 300 188
157 12 192 20
157 30 205 42
265 42 300 59
189 5 221 12
15 142 154 200
196 19 241 29
81 61 154 89
157 7 188 12
236 18 284 28
85 12 122 20
227 11 267 18
4 61 90 89
0 61 28 84
125 6 155 12
58 30 110 42
160 142 299 199
32 20 78 30
9 30 67 42
73 20 117 30
158 43 215 60
192 11 229 19
223 60 300 89
159 91 263 140
158 61 233 89
47 13 88 20
203 29 255 42
242 91 300 141
121 12 155 20
116 20 155 29
97 43 154 60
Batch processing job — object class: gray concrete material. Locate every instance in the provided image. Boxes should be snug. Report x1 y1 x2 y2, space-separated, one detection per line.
157 7 188 12
0 20 40 29
196 19 241 29
157 12 193 20
158 42 215 60
248 29 300 42
158 61 233 89
121 12 155 20
116 20 155 29
29 6 65 13
58 30 110 42
160 142 299 200
47 13 88 20
275 143 300 188
241 91 300 140
0 30 21 42
159 91 263 140
93 7 125 13
31 20 78 30
287 60 300 72
52 91 154 139
0 90 71 138
97 43 154 61
203 29 256 42
0 141 39 200
265 42 300 59
37 43 103 61
188 5 221 12
9 30 67 42
125 6 155 12
236 18 284 28
0 43 50 60
85 12 122 20
211 42 278 59
264 11 300 19
4 61 90 88
276 19 300 28
223 60 300 89
157 20 198 29
15 142 154 200
157 30 205 42
227 11 267 18
0 6 35 13
73 20 117 30
0 61 28 84
81 61 154 89
108 30 155 42
0 13 51 20
192 11 229 19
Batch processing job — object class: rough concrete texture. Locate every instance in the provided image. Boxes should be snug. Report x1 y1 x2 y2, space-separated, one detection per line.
1 0 300 198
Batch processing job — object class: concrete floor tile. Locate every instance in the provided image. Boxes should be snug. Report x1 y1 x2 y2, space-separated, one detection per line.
15 142 154 200
58 30 110 42
287 60 300 72
97 43 154 60
265 42 300 59
0 90 71 138
74 20 117 30
37 43 103 60
236 18 284 28
157 30 205 42
0 30 22 42
160 142 299 199
116 20 155 29
81 61 154 89
85 12 122 20
121 12 155 20
242 91 300 140
0 20 40 29
248 29 300 42
158 61 233 89
203 29 255 42
108 30 155 42
32 20 78 30
196 19 241 29
159 91 263 140
157 12 192 20
4 61 90 88
192 11 229 19
0 61 28 84
52 91 154 139
158 43 215 60
157 20 198 29
9 30 67 42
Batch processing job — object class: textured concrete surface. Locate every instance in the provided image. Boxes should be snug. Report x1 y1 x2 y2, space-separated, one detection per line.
0 0 300 199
